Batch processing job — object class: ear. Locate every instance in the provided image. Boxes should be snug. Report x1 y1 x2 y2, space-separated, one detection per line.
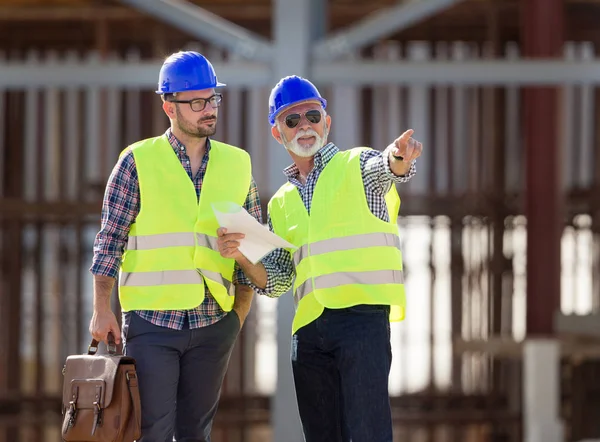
325 114 332 132
271 125 284 145
162 100 176 119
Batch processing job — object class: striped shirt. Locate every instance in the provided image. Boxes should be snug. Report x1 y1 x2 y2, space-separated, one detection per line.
90 128 262 330
251 142 416 298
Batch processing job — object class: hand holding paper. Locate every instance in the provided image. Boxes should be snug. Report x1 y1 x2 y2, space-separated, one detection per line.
212 202 296 264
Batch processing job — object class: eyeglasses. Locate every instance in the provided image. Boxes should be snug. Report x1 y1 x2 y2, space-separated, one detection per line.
168 93 222 112
284 110 322 128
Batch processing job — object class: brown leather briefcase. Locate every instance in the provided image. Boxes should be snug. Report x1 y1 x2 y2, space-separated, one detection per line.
61 333 142 441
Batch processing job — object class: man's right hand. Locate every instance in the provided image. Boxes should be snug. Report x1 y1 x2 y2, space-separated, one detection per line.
89 309 121 345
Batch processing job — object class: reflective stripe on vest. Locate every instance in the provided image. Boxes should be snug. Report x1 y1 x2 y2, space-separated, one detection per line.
292 231 401 268
122 232 231 294
293 232 404 301
120 268 232 293
296 269 404 301
126 232 218 251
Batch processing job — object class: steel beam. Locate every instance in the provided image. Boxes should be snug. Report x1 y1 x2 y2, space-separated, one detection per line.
0 60 271 89
522 0 564 336
119 0 273 61
312 0 464 60
312 60 600 85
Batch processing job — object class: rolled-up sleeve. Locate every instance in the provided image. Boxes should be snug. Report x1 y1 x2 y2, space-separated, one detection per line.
361 148 417 195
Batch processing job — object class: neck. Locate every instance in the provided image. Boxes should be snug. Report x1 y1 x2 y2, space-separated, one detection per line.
171 125 207 157
290 153 315 182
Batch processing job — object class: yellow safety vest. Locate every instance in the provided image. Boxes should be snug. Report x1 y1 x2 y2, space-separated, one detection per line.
268 147 406 334
118 135 251 312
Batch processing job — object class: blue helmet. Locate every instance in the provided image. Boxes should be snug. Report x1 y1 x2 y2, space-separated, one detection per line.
268 75 327 125
155 51 226 95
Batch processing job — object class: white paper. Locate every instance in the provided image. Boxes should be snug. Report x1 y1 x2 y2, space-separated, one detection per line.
212 202 297 264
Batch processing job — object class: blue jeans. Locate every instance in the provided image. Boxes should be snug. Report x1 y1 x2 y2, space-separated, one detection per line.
122 310 241 442
291 305 393 442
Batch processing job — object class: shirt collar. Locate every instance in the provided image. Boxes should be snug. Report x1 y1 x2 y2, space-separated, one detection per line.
165 127 211 154
282 142 339 180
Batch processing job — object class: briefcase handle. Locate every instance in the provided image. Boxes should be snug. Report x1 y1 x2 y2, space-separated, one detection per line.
87 332 118 356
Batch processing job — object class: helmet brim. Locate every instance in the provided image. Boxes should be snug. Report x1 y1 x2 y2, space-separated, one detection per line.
155 81 227 95
270 98 327 126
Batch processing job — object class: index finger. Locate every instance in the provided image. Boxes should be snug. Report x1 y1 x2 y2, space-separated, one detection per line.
398 129 414 143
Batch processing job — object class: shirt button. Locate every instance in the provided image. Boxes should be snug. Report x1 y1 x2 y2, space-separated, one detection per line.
180 146 184 150
186 160 190 165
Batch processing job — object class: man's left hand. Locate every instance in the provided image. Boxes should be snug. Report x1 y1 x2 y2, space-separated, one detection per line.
391 129 423 163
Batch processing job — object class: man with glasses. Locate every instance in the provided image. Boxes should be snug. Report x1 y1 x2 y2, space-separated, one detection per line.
89 50 261 441
217 75 422 441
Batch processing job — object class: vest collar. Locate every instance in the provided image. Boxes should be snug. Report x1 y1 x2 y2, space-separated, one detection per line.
165 128 212 156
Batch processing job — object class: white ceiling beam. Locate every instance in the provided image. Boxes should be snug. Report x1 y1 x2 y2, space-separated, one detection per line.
119 0 274 61
312 60 600 85
0 60 271 89
312 0 464 60
4 59 600 89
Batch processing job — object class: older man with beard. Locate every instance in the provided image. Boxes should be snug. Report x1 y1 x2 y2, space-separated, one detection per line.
217 75 423 441
89 51 261 441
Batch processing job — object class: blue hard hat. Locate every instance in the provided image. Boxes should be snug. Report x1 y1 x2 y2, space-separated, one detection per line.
155 51 226 95
268 75 327 125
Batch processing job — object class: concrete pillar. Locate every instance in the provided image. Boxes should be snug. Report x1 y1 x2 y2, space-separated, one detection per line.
406 41 431 194
523 340 563 442
330 52 361 150
450 42 470 193
433 42 449 194
504 43 521 193
271 1 327 441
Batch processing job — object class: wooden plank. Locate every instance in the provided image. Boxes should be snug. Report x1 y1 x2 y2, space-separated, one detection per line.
0 190 596 220
0 5 271 21
454 337 600 361
0 0 85 4
1 1 600 46
0 3 403 21
555 313 600 339
0 198 101 220
0 5 139 20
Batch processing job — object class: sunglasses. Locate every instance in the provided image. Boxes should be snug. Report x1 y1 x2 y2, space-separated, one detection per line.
284 110 322 128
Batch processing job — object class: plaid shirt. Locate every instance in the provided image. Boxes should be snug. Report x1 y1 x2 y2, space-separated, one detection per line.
251 142 416 298
90 128 262 330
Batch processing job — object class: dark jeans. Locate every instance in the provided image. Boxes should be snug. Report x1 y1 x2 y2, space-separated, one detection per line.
292 305 393 442
122 311 240 442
